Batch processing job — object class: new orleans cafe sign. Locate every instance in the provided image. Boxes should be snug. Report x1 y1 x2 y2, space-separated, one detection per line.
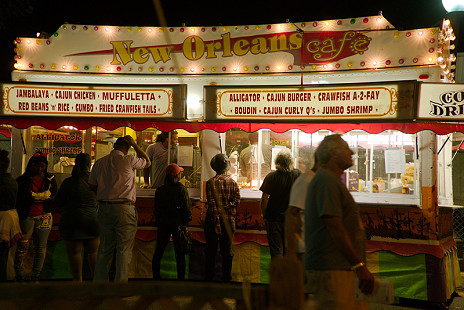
14 16 438 75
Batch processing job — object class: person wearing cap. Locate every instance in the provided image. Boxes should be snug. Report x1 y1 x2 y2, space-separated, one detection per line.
14 151 57 282
0 149 20 282
204 154 240 282
143 131 179 189
151 163 192 280
89 135 151 282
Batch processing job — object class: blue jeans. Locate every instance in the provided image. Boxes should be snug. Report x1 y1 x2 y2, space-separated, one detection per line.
265 220 286 259
94 203 137 282
14 213 53 279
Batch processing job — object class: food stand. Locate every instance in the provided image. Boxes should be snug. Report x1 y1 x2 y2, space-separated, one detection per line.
1 14 461 303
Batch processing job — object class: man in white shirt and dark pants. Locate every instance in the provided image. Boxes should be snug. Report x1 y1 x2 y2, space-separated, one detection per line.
89 135 151 282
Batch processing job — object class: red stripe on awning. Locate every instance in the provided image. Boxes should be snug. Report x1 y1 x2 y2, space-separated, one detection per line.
1 117 464 134
0 127 11 138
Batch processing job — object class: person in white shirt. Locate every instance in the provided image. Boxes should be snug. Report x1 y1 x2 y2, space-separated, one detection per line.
286 156 319 261
143 131 178 189
89 135 150 282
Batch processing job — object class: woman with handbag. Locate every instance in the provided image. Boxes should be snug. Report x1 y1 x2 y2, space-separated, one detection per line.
55 153 100 281
152 163 191 280
14 152 57 282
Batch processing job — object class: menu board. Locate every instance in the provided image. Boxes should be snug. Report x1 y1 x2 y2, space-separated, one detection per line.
1 83 186 119
205 81 416 122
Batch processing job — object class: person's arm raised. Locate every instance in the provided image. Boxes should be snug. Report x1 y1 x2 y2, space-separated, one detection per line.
124 135 151 168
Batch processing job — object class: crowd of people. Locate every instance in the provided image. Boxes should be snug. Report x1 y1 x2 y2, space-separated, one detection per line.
0 132 374 308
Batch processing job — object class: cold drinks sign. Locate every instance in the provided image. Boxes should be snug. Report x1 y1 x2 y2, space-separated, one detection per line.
205 81 416 121
418 83 464 120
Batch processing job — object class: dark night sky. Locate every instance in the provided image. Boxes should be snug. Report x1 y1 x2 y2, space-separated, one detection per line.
0 0 451 81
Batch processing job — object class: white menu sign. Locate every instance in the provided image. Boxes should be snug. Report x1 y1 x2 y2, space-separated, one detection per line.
384 149 406 174
1 83 174 118
210 82 415 121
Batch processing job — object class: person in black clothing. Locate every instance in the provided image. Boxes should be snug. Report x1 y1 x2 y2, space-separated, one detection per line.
0 150 20 282
56 152 100 281
14 152 57 282
152 163 192 280
260 150 301 259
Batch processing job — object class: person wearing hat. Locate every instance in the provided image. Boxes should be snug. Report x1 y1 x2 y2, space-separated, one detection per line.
151 163 192 280
89 135 151 282
14 152 57 282
204 154 240 282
